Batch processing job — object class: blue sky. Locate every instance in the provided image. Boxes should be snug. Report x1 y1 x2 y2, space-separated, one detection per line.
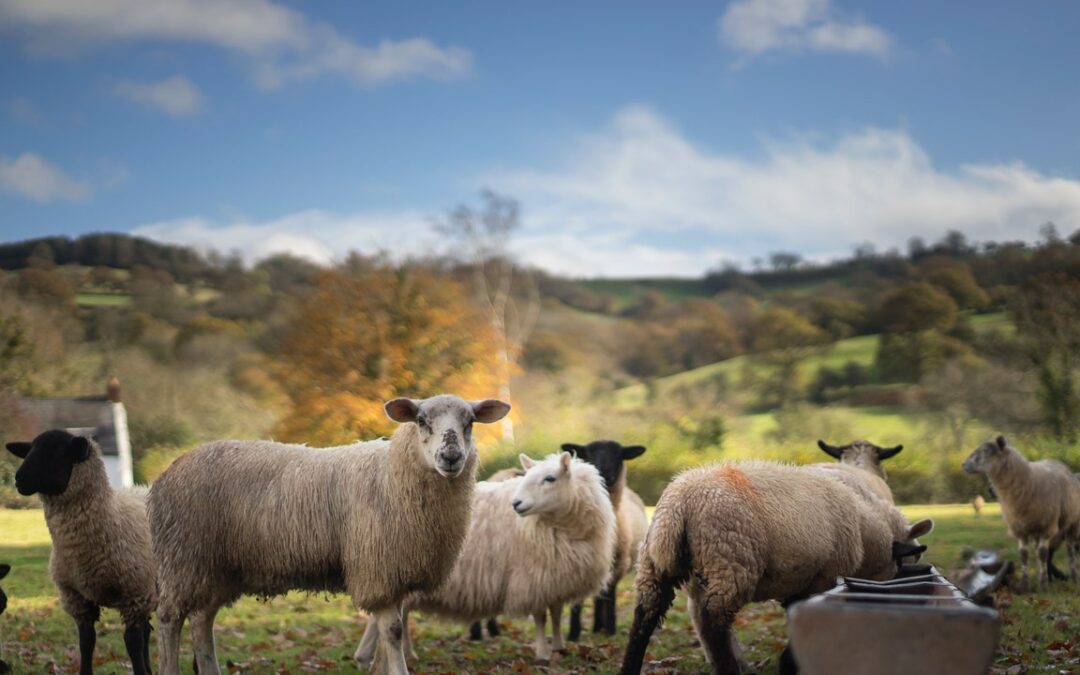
2 0 1079 276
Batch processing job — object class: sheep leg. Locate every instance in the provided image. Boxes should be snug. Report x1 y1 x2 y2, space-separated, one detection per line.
591 593 606 633
61 592 99 675
1017 540 1030 592
400 607 416 663
1037 540 1051 590
567 603 583 641
486 617 501 637
124 621 148 675
143 621 152 675
156 617 184 675
355 617 379 663
76 618 97 675
1069 541 1080 582
468 621 484 641
373 606 409 675
548 603 565 654
619 570 676 675
696 606 741 675
604 582 618 635
190 605 222 675
532 611 551 664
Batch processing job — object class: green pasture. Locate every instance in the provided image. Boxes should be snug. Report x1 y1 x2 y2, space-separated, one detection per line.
1 502 1077 673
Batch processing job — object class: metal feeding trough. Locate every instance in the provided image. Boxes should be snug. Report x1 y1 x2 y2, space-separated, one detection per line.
787 564 1000 675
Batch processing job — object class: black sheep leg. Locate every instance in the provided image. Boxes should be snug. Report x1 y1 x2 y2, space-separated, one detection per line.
567 603 583 642
77 618 97 675
124 621 148 675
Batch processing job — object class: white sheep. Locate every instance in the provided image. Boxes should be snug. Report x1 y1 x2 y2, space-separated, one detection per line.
148 394 510 675
817 438 903 502
962 435 1080 589
6 430 156 675
356 451 617 664
619 460 932 675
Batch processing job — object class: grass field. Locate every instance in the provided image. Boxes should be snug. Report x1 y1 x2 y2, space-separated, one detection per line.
1 503 1077 674
73 292 132 308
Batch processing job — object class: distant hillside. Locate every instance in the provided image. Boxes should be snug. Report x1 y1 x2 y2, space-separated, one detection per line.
0 233 212 282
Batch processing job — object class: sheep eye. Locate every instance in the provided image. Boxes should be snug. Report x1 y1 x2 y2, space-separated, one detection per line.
417 417 430 431
543 475 556 483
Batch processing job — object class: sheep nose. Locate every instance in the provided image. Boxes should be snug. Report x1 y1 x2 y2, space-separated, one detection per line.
512 499 523 511
441 448 463 465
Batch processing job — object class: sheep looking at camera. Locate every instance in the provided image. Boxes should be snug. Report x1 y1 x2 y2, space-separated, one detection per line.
619 460 932 675
6 430 156 675
356 451 616 664
149 394 510 675
962 435 1080 590
817 438 903 502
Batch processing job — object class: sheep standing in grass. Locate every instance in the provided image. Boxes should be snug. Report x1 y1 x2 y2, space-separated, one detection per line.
619 461 933 675
561 440 649 639
149 395 510 675
356 451 616 664
962 435 1080 590
6 431 156 675
817 438 902 502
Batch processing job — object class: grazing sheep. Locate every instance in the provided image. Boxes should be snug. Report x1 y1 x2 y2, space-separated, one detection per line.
972 494 986 515
561 440 649 639
1 563 9 674
356 451 617 664
619 460 933 675
149 395 510 675
962 435 1080 590
817 438 903 502
6 431 156 675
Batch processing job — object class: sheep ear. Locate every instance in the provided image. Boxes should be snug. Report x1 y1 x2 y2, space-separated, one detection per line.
561 443 583 457
876 444 903 460
559 451 573 474
5 442 31 459
385 398 419 423
472 399 511 424
907 518 934 539
817 440 843 459
70 437 92 463
518 453 536 470
0 563 9 579
622 445 646 460
995 435 1007 450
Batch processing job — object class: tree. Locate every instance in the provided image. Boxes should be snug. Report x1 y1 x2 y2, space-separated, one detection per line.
810 297 867 339
921 261 989 310
875 281 960 381
273 265 501 445
750 307 827 406
1010 273 1080 440
672 299 741 369
769 252 802 272
434 191 540 442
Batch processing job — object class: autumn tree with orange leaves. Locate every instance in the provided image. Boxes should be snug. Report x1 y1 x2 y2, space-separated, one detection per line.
273 263 502 446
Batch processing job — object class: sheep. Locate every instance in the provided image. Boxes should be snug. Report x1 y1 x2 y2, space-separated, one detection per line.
817 438 903 502
561 440 649 639
1 563 9 674
972 494 986 515
355 451 617 665
619 460 933 675
149 394 510 675
962 435 1080 590
467 465 525 642
6 430 156 675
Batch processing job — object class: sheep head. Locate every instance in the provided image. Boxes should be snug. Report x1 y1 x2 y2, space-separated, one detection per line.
512 451 575 517
384 394 509 478
560 440 646 494
6 430 93 497
961 436 1010 475
817 439 902 480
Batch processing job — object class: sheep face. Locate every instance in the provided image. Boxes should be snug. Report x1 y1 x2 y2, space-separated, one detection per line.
384 394 510 478
561 440 646 494
817 439 902 479
6 430 92 497
962 436 1009 475
511 452 574 516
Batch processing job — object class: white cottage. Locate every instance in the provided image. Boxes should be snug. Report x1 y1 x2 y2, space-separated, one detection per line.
20 377 134 488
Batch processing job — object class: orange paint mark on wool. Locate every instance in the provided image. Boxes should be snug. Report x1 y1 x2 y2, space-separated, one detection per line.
714 465 757 500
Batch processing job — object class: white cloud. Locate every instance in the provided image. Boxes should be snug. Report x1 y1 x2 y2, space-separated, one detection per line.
0 0 473 87
490 106 1080 266
719 0 892 61
0 152 89 202
116 75 203 116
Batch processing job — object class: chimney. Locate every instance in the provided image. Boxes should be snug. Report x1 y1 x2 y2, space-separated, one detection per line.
106 376 121 403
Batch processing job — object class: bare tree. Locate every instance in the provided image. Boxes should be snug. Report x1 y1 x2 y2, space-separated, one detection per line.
435 190 540 441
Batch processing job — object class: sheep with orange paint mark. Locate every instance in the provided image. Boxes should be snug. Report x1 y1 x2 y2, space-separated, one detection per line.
619 461 933 675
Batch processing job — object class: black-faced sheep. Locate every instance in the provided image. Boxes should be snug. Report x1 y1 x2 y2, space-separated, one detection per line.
149 395 509 675
6 431 156 675
1 563 9 674
356 451 616 664
962 435 1080 590
817 438 903 502
561 440 649 639
619 460 932 675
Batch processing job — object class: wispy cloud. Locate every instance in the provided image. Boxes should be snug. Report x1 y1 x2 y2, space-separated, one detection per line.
719 0 892 62
0 152 89 202
0 0 473 88
116 75 203 116
490 106 1080 266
